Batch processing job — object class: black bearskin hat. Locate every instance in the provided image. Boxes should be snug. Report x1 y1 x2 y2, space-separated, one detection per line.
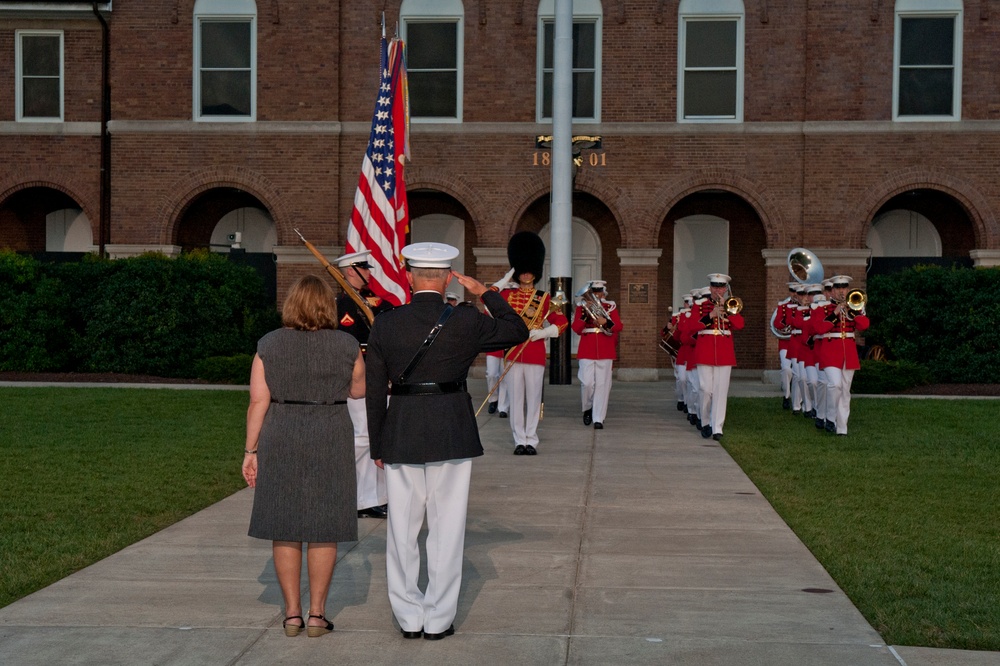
507 231 545 284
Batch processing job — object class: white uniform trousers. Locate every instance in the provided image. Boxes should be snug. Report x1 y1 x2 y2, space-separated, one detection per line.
578 358 613 423
805 363 820 413
794 360 813 413
348 397 386 510
824 367 855 435
675 364 688 406
698 364 732 436
814 365 828 422
385 459 472 634
790 358 803 411
686 367 701 420
506 362 544 448
779 349 792 399
485 355 509 412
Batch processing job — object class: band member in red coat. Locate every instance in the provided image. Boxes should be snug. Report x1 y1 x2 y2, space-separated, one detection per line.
500 232 567 455
572 280 623 429
771 283 797 409
679 274 744 441
666 293 694 413
811 275 870 435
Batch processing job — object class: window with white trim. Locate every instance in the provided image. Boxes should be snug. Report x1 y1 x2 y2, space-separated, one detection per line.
536 0 602 122
401 0 464 122
893 0 963 121
16 30 63 121
678 0 744 123
193 0 256 121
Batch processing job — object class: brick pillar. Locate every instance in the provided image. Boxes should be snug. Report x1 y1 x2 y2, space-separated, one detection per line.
616 248 663 382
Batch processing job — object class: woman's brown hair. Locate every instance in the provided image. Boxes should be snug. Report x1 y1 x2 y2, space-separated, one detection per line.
281 274 339 331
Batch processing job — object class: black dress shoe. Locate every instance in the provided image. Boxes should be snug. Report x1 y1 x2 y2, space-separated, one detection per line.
487 402 498 414
423 625 455 641
358 505 387 519
712 433 723 441
825 420 836 433
524 445 537 455
677 401 686 412
593 422 603 430
815 418 825 429
701 425 712 439
583 409 593 426
782 397 791 410
687 413 695 424
498 411 508 418
401 629 423 639
513 444 526 455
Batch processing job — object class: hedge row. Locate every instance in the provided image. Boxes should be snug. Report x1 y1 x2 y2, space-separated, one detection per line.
0 251 280 378
866 265 1000 384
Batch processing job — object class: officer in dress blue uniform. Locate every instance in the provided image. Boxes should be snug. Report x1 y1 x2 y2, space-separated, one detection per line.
365 242 528 640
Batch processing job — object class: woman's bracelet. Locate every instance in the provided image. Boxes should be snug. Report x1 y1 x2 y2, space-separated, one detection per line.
244 448 258 455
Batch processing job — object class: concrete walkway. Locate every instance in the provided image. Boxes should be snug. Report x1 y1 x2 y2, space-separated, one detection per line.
0 379 997 665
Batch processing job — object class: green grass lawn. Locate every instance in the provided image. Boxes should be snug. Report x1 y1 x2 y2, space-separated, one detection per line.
724 396 1000 651
0 387 247 608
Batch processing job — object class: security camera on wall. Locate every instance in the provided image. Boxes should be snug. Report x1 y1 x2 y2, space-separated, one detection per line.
227 231 242 248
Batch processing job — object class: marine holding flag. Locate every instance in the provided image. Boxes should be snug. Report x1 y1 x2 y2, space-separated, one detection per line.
346 33 411 306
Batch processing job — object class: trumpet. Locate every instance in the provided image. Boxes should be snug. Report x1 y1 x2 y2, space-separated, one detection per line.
846 289 867 312
725 296 743 316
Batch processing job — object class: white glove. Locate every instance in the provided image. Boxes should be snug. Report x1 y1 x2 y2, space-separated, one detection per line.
492 268 516 290
528 323 559 341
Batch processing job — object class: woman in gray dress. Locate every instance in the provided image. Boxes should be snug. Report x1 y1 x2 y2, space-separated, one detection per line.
242 274 365 637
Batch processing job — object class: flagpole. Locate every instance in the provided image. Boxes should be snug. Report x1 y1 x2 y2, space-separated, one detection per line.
548 0 574 385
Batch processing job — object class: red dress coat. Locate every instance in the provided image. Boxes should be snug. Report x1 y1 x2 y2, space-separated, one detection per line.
500 286 568 366
680 299 744 367
787 305 814 365
572 300 623 360
811 304 870 371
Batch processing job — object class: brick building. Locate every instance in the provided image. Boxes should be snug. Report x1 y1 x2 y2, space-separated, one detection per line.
1 0 998 378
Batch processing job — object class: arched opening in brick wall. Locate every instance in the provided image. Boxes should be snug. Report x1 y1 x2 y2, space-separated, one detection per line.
0 187 88 256
657 191 767 370
174 187 277 303
867 188 976 275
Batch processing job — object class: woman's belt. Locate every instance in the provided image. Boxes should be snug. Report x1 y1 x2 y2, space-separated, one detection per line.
390 380 467 396
271 399 347 405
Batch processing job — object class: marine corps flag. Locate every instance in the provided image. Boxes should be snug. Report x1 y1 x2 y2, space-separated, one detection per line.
346 31 411 306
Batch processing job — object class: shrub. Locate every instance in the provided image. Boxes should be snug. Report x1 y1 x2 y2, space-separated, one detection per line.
866 266 1000 383
193 354 254 385
853 359 932 394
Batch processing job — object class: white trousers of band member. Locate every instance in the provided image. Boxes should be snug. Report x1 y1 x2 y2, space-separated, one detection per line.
485 355 509 412
824 367 855 434
698 365 732 435
348 397 386 510
385 459 472 634
813 365 828 422
507 362 544 448
794 360 813 413
779 349 792 399
805 363 820 413
578 359 613 423
675 364 688 405
686 367 700 418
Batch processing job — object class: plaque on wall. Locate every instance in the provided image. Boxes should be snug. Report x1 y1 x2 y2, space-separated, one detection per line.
628 283 648 304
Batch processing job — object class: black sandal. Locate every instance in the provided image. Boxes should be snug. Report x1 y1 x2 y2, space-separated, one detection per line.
307 613 334 637
283 615 304 637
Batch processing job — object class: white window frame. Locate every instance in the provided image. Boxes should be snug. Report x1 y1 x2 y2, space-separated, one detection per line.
193 0 257 122
892 0 963 122
15 29 64 122
677 0 744 123
536 0 603 123
400 0 465 123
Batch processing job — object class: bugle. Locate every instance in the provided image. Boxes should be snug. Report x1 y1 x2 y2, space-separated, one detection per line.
846 288 867 311
725 296 743 316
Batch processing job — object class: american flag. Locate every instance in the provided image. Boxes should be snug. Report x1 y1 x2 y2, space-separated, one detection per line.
346 36 410 306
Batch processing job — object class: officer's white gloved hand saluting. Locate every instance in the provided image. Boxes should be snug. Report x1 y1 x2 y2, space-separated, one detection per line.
492 268 516 290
